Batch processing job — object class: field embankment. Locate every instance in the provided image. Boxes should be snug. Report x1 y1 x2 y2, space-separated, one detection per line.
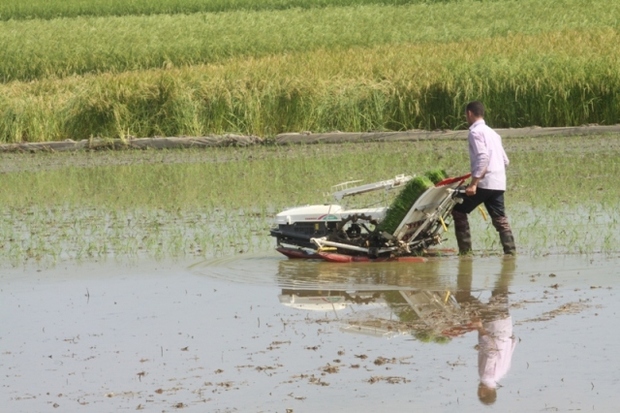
2 125 620 153
0 0 619 143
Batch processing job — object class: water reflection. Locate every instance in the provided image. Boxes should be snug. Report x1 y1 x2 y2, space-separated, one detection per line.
277 256 517 405
455 258 517 405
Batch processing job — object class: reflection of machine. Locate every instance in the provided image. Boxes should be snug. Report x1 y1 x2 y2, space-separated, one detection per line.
274 258 475 342
275 257 512 343
399 290 472 338
278 290 382 312
278 287 474 341
270 173 470 262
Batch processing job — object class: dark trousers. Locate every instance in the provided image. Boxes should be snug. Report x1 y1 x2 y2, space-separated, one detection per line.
454 188 507 220
452 188 515 254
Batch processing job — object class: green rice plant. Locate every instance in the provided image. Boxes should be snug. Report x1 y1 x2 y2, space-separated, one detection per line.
3 136 619 212
378 175 433 235
424 169 447 185
0 0 619 83
2 27 620 142
1 136 620 264
0 0 453 21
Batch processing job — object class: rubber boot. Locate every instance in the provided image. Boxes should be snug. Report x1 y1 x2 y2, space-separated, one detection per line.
452 210 472 255
499 231 517 255
492 216 516 255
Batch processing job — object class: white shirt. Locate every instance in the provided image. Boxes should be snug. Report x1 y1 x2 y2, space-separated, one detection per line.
468 119 509 191
478 316 517 388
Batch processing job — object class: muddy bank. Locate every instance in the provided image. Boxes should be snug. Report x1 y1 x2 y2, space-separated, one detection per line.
2 124 619 153
275 124 620 144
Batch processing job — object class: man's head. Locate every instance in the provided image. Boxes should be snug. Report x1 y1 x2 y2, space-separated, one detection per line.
465 101 485 126
478 383 497 405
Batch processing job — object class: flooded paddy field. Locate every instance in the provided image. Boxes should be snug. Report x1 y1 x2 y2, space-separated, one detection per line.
2 252 619 413
2 135 620 412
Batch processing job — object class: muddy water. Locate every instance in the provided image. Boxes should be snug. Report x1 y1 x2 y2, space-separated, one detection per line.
2 253 619 413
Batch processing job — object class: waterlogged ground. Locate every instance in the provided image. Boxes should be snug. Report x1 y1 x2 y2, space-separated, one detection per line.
2 252 620 413
2 136 620 412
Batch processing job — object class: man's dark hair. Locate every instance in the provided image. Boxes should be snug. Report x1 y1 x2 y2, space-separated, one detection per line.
466 101 485 118
478 384 497 405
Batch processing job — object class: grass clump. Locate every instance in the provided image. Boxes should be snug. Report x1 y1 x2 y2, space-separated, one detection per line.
424 168 447 185
378 175 434 235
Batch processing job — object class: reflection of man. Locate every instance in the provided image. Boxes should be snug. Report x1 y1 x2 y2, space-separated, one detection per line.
455 257 517 405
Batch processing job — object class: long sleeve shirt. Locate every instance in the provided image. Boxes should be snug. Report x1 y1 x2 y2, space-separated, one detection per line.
468 120 510 190
478 316 517 388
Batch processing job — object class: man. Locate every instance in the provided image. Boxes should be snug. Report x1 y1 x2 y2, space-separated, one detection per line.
452 101 516 255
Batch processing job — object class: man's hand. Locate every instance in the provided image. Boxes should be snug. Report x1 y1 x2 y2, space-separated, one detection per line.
466 183 477 196
466 177 481 196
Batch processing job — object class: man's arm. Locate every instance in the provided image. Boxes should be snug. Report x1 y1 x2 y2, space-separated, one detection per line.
467 130 489 196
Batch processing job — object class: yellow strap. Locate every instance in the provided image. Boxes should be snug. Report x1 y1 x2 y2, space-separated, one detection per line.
478 205 487 221
438 215 448 232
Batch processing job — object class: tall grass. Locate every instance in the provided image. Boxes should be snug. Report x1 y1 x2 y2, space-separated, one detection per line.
1 29 619 142
0 0 619 142
1 0 618 83
0 0 452 21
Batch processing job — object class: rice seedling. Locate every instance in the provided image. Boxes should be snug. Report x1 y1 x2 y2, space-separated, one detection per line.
377 173 443 235
1 135 619 265
379 176 433 234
